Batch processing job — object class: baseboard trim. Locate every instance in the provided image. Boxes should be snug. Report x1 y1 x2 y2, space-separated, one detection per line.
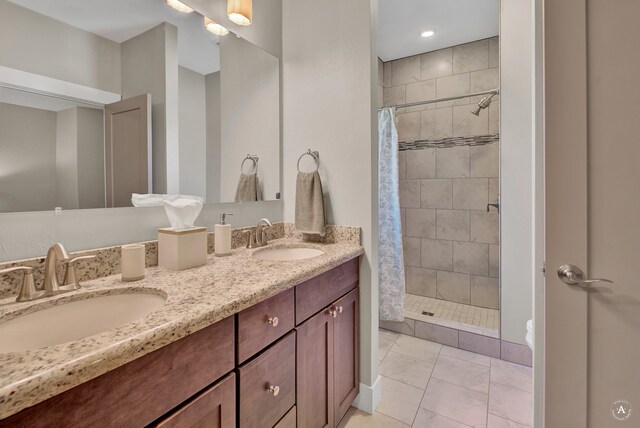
351 375 382 414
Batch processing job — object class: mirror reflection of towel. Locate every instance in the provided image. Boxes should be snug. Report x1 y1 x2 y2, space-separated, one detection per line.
235 173 262 202
295 171 326 236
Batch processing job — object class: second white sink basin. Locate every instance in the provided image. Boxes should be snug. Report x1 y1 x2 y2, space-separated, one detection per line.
253 247 325 261
0 291 166 353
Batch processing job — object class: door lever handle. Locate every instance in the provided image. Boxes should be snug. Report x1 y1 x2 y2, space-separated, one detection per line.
557 264 613 286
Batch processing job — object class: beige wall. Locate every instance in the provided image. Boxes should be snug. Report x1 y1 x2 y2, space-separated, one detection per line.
282 0 378 397
385 38 501 311
55 108 79 209
219 36 280 202
76 107 105 209
0 103 57 212
121 23 179 195
501 2 534 347
206 72 222 203
55 107 105 210
0 0 121 93
178 66 207 198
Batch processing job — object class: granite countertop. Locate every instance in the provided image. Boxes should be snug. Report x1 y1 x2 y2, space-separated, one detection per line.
0 238 363 420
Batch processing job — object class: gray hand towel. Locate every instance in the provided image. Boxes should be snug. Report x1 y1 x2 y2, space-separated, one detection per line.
235 173 262 202
295 171 326 236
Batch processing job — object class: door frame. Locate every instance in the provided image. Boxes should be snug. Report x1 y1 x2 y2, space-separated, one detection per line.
536 0 589 426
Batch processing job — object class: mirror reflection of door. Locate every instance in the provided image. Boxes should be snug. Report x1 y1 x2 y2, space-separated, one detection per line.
104 94 151 208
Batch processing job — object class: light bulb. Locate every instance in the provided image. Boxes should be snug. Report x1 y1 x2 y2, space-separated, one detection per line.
227 0 252 26
165 0 193 13
205 17 229 36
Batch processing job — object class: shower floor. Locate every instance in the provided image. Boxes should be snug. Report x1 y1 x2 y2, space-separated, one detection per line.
405 293 500 338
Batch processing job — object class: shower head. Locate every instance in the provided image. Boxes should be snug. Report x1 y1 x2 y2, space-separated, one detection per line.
471 91 498 116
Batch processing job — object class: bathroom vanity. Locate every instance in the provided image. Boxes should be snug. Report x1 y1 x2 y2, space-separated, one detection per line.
0 239 362 428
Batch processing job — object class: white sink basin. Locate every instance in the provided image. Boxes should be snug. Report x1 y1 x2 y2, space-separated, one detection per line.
0 292 166 353
253 247 325 261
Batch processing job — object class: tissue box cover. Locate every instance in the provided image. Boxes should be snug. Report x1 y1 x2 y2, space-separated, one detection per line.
158 227 207 271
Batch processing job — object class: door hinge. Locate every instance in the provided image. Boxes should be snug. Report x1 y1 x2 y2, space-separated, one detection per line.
542 262 546 277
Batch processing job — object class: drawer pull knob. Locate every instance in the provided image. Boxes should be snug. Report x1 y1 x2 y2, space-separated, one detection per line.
267 316 279 327
329 306 343 318
267 385 280 396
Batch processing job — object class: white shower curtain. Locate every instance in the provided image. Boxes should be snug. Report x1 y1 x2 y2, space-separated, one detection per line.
378 107 405 321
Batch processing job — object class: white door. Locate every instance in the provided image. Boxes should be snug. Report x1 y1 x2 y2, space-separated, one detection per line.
543 0 640 426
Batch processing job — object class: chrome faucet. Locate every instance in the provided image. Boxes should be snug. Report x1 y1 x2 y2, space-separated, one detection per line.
0 243 95 302
244 218 273 248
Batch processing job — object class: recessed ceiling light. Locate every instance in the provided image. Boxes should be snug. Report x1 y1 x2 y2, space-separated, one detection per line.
421 30 435 38
165 0 193 13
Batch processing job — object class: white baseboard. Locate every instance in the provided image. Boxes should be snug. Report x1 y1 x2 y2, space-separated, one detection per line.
351 375 382 414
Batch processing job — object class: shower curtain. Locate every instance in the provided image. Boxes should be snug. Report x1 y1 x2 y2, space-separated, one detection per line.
378 107 405 321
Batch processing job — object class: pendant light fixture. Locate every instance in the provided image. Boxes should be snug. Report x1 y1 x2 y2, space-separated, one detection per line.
204 17 229 36
227 0 252 26
165 0 193 13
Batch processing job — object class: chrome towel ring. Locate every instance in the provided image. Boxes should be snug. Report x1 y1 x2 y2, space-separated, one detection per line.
241 154 259 174
297 149 319 172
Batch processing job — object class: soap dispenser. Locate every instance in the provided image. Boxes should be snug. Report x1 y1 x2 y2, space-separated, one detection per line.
215 213 233 256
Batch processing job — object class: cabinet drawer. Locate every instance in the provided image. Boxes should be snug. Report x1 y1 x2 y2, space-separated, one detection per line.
238 332 296 428
153 373 236 428
296 257 359 324
237 288 295 364
274 406 296 428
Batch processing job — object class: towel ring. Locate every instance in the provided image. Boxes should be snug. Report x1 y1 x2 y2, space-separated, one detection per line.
297 149 319 172
241 155 259 174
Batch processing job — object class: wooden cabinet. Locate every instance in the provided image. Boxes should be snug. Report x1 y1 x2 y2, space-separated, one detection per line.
296 307 334 428
153 373 236 428
0 316 235 428
332 289 360 424
295 258 359 324
237 288 295 364
238 332 297 428
296 288 360 428
274 406 297 428
1 258 360 428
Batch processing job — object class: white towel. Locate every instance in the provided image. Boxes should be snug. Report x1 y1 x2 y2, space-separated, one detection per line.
295 171 326 236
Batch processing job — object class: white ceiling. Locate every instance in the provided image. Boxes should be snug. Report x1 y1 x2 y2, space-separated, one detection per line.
8 0 221 75
378 0 499 62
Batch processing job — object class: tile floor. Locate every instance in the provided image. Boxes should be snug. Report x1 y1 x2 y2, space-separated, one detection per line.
338 329 532 428
405 293 500 332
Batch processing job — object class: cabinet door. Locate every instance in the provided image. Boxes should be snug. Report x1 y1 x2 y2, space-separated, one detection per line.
154 372 235 428
332 288 360 425
296 308 334 428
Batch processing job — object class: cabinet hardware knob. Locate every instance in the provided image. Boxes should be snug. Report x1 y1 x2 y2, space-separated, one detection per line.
329 306 343 318
267 316 279 327
267 385 280 396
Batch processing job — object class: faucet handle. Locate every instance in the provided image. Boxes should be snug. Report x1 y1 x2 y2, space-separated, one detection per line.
243 230 257 249
63 255 96 289
0 266 40 302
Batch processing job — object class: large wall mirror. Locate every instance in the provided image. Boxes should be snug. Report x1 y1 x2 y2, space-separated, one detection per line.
0 0 280 214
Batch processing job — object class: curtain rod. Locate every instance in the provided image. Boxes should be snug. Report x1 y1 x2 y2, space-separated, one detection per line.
378 88 500 111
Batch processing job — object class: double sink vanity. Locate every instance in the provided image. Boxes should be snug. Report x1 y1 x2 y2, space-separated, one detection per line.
0 228 363 428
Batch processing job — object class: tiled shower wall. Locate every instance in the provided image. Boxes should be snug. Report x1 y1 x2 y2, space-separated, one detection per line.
381 37 500 309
